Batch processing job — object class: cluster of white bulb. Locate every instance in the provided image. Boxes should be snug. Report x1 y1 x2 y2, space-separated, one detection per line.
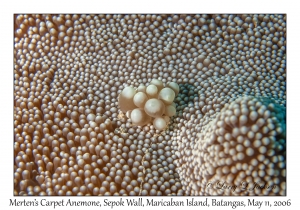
118 79 179 130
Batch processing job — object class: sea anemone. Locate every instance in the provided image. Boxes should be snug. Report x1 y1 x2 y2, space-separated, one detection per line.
14 14 286 196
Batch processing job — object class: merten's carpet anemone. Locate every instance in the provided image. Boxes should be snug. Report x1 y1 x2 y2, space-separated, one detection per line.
14 14 286 196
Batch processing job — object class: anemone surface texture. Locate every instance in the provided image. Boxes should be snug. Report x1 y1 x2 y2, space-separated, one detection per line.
14 14 286 196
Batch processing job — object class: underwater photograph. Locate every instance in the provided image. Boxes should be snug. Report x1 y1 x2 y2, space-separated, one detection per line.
13 14 286 196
